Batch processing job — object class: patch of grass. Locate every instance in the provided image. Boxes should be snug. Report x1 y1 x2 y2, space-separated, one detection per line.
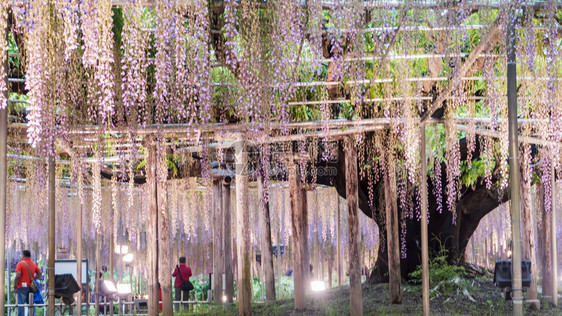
408 247 465 287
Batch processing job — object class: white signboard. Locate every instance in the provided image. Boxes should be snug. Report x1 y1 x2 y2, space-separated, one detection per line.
54 260 88 284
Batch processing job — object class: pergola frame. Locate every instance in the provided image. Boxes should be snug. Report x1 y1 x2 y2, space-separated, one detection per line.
1 1 561 316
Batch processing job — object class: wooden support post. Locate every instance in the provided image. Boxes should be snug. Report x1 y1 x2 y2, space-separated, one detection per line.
77 202 83 316
0 32 7 316
159 181 173 316
289 157 307 311
277 222 283 299
48 154 56 316
235 140 251 316
384 148 402 304
420 126 430 316
328 243 333 288
540 183 553 301
258 176 276 301
145 141 159 316
110 234 114 278
213 179 224 303
301 186 309 287
223 177 234 303
344 136 363 316
507 13 523 315
337 195 342 286
95 233 101 316
520 152 539 309
550 165 558 307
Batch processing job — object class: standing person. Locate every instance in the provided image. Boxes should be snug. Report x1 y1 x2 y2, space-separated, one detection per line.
172 256 192 311
14 250 42 316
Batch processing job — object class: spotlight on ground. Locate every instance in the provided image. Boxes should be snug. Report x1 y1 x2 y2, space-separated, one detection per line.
310 281 326 292
123 253 134 263
101 280 117 295
117 283 132 296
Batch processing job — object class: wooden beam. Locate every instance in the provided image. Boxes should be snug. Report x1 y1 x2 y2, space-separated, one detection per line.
145 140 159 316
235 140 251 316
223 177 234 303
420 16 501 123
213 179 224 303
344 136 363 316
384 148 402 304
258 176 276 301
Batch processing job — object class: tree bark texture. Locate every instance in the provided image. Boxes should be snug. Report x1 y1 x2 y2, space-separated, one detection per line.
344 136 363 315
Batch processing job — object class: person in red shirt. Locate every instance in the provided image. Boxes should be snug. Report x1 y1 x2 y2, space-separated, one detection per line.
172 256 192 311
14 250 42 316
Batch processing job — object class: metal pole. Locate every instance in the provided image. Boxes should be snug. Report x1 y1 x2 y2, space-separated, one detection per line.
77 202 83 316
507 9 523 316
420 125 430 316
551 163 558 307
48 154 56 316
0 16 8 316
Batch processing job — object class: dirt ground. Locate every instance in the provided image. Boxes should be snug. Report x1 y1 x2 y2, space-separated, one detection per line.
188 277 562 315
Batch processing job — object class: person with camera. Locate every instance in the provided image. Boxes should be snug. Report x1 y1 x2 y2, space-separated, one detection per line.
172 256 193 311
14 250 42 316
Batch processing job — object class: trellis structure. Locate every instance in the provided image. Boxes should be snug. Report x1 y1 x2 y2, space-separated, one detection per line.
1 1 562 316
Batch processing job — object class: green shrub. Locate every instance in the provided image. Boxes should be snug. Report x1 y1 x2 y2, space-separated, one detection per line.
408 248 465 286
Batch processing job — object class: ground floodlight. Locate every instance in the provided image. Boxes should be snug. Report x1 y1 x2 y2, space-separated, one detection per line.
310 280 326 292
117 283 132 295
123 253 134 263
115 245 129 254
101 280 117 295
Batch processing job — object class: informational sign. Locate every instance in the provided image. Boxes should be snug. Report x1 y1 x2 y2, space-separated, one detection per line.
54 259 88 284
